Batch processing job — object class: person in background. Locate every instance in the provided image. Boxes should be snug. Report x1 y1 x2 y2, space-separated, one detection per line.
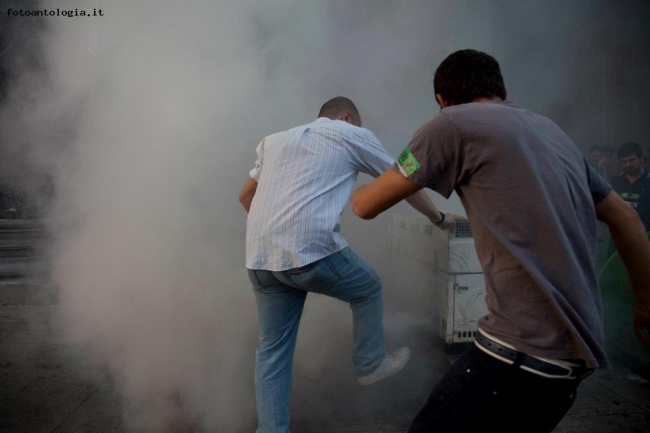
588 144 603 170
350 49 650 433
610 141 650 234
598 144 616 183
239 96 461 433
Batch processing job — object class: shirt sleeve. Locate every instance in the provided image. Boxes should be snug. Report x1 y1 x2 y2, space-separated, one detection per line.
351 129 396 177
584 158 612 204
394 112 462 199
249 139 265 181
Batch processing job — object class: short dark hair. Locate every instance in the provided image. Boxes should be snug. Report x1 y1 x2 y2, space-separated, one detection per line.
617 141 643 159
433 49 506 106
318 96 360 123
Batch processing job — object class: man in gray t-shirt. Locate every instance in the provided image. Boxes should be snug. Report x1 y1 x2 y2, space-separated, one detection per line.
351 50 650 433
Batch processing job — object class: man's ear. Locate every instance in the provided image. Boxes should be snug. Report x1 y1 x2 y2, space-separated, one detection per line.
340 111 352 122
436 93 452 108
435 94 450 108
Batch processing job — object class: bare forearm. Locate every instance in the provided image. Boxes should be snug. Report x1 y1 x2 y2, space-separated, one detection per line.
597 191 650 342
240 195 253 213
597 192 650 307
609 216 650 307
351 169 422 219
404 189 443 223
239 178 258 213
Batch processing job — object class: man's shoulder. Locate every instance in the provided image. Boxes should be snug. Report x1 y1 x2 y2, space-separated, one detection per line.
414 110 456 135
418 101 522 136
610 173 628 190
316 120 378 144
636 170 650 192
263 120 320 140
440 100 531 125
320 118 371 133
445 99 524 113
265 118 376 147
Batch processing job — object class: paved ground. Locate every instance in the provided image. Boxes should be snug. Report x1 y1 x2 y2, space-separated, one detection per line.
1 279 650 433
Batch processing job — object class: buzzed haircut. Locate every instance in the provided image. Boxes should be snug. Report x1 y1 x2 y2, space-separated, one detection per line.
434 49 507 106
318 96 360 123
617 141 643 159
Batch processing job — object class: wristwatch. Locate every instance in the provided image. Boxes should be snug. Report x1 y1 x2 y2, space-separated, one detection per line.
433 212 445 227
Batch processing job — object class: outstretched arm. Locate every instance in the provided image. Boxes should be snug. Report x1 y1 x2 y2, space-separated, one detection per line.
404 189 443 223
596 190 650 343
403 189 462 230
352 168 462 229
239 177 258 213
352 169 422 219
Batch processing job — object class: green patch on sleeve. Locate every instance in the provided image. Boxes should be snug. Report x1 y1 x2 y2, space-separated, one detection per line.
397 147 420 176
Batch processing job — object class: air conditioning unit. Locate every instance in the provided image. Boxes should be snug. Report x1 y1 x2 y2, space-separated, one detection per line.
391 214 487 348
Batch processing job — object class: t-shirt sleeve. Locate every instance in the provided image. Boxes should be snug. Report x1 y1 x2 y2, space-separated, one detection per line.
393 113 462 199
249 139 265 181
584 157 612 204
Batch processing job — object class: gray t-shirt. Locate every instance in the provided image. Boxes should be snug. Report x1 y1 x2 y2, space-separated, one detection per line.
396 100 612 368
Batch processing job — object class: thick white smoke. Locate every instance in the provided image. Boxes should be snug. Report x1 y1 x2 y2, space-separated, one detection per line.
44 1 266 430
17 1 468 430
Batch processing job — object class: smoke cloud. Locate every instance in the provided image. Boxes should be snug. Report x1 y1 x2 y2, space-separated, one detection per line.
1 0 648 431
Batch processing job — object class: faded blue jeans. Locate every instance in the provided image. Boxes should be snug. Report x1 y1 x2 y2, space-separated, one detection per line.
247 247 385 433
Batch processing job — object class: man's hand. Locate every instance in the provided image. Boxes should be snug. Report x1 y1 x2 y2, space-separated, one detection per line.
432 213 466 231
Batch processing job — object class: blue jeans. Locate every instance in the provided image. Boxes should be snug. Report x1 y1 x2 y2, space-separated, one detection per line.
247 247 385 433
408 344 591 433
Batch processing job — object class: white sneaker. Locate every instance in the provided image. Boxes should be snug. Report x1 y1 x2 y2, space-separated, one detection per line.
358 347 411 386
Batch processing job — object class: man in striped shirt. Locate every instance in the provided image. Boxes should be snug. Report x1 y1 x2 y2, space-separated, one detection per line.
239 97 457 433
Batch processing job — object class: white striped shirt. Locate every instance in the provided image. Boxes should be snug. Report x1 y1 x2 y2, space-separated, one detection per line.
246 117 395 271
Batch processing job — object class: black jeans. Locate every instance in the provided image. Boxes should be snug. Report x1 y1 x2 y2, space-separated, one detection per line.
408 344 591 433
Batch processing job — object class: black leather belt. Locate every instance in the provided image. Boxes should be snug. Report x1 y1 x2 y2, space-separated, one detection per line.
474 331 593 379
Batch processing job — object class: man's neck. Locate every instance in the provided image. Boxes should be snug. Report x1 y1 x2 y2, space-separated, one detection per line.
471 96 503 103
626 168 646 184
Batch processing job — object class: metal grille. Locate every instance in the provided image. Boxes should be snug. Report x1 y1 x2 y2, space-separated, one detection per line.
454 220 473 238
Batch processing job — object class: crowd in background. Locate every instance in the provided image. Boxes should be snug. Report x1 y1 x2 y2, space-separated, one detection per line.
586 142 650 251
587 142 649 184
586 141 650 382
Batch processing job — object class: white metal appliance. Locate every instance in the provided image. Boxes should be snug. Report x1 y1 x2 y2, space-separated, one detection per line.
391 214 487 347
